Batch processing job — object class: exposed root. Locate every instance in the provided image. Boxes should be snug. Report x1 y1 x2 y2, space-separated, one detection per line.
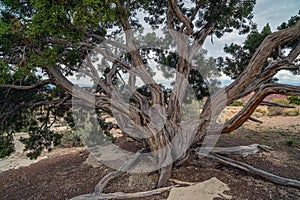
156 164 172 188
169 178 195 186
71 185 175 200
196 149 300 189
94 150 142 193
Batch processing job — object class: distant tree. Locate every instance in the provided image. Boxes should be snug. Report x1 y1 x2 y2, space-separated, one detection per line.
1 0 300 194
219 14 300 79
218 23 272 79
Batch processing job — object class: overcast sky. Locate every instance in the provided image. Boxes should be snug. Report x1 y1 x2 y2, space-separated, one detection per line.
204 0 300 86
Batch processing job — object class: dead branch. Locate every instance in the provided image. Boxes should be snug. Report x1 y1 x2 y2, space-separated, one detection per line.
260 101 295 108
249 117 263 124
196 150 300 189
86 33 130 51
197 144 272 157
71 185 175 200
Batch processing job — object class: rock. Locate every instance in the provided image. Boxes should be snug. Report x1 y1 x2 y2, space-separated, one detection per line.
167 177 232 200
83 154 102 168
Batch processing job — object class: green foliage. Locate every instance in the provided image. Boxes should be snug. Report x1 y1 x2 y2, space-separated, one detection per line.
289 96 300 105
272 99 290 106
284 139 295 146
255 108 267 115
20 128 62 159
58 130 83 148
230 100 245 106
0 135 15 158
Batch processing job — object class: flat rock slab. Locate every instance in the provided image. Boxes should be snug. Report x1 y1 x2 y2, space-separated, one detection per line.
167 177 232 200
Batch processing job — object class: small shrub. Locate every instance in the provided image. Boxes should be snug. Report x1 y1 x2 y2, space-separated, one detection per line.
283 109 299 116
289 96 300 105
59 130 84 148
273 99 290 106
246 135 253 139
267 107 284 116
285 139 294 146
231 100 245 106
255 108 267 115
267 99 291 116
0 135 15 158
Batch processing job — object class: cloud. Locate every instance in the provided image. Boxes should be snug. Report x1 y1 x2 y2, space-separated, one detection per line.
204 31 246 58
67 75 94 88
217 73 233 86
253 0 300 31
275 70 300 86
204 0 300 58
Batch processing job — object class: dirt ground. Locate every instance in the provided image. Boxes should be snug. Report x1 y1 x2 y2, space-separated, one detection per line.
0 106 300 200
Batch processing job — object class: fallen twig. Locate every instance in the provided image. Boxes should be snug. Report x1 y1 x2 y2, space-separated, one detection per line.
249 117 263 124
169 178 195 186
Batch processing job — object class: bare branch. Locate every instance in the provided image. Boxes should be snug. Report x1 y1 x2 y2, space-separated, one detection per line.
189 23 215 60
168 0 193 34
236 59 298 101
86 33 130 51
260 101 295 108
93 47 132 72
0 79 54 90
286 41 300 61
85 53 112 95
117 3 164 105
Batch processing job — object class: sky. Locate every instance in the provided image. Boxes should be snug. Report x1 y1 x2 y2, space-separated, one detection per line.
204 0 300 86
